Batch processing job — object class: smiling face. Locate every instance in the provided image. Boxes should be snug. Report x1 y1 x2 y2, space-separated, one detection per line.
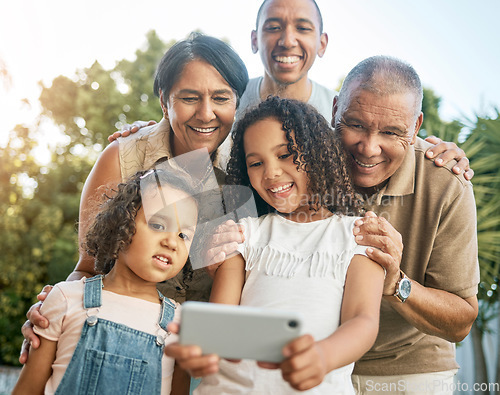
117 184 198 285
251 0 327 87
333 82 423 193
244 117 311 219
162 59 238 157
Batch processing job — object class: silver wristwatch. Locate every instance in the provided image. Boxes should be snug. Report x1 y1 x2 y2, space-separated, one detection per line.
394 270 411 302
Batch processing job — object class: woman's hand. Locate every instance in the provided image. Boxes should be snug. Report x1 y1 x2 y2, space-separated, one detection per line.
19 285 53 364
204 220 245 277
424 136 474 180
107 120 157 143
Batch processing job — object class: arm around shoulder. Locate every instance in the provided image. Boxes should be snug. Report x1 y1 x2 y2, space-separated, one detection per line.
74 141 122 277
12 337 57 395
385 183 479 342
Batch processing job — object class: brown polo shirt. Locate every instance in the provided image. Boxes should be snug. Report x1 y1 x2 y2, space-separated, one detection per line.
354 137 479 375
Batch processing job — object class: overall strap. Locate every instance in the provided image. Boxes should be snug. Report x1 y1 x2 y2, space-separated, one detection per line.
158 291 176 331
83 275 103 309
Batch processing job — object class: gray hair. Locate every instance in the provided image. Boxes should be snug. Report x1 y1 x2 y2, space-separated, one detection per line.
336 56 423 121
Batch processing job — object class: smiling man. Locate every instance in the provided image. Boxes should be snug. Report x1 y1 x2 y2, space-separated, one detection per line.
216 0 334 166
244 0 331 116
333 56 479 394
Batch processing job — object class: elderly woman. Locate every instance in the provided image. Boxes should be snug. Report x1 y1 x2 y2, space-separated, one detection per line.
21 33 248 361
74 33 247 303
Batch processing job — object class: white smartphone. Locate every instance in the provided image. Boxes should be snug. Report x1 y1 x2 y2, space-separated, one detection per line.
179 301 304 363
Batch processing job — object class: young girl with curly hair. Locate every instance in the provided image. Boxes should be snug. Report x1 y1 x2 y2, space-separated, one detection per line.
176 96 385 394
13 169 200 395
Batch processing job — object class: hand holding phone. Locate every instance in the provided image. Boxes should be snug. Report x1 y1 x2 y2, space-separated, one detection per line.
179 302 304 363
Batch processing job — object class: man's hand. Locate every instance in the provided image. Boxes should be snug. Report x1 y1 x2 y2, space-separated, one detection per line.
424 136 474 180
19 285 53 364
165 322 220 378
204 220 244 278
107 120 157 143
353 212 403 295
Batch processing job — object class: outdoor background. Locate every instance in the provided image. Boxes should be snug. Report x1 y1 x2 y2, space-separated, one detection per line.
1 0 499 393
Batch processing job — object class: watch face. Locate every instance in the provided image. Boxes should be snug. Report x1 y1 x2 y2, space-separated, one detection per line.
399 278 412 299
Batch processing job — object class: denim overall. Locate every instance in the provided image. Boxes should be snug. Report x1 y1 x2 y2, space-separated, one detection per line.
55 275 175 395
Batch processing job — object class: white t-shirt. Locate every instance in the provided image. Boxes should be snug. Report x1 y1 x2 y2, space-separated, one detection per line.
218 77 336 170
195 213 367 395
34 278 181 395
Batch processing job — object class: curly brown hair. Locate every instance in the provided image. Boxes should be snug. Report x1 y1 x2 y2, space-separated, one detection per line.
85 169 199 275
227 96 362 216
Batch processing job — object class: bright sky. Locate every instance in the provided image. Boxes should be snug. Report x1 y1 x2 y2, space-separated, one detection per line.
1 0 499 157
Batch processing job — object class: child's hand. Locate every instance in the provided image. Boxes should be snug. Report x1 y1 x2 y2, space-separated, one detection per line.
279 334 328 391
165 323 220 378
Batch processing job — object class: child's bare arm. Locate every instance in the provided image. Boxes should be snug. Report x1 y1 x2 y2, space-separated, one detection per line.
279 254 384 391
170 362 191 395
209 254 246 305
12 336 57 394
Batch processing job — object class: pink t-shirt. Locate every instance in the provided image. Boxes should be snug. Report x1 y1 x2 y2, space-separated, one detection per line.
34 278 181 395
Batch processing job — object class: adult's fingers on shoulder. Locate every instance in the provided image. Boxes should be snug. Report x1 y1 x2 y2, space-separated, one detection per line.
435 147 465 167
424 135 442 145
452 157 470 175
356 217 392 236
21 322 41 349
212 230 243 246
26 301 42 319
464 168 474 181
19 339 30 364
362 234 402 258
363 211 378 218
37 284 54 301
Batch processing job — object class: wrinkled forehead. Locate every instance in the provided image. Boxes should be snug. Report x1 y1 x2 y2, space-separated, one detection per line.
339 82 419 121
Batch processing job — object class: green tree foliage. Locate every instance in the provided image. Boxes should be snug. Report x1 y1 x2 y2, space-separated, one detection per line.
420 90 500 384
113 30 174 123
39 30 169 151
0 30 173 365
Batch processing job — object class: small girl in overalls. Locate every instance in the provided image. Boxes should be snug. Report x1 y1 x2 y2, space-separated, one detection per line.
13 167 202 395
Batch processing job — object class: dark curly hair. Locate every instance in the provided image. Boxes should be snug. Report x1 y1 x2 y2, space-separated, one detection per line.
85 169 200 275
227 96 362 216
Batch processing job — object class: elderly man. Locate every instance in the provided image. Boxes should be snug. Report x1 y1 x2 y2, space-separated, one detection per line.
332 56 479 394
